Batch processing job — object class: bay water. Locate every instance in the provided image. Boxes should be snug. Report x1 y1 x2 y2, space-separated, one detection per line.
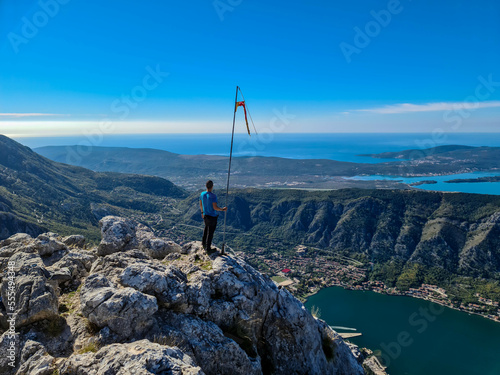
305 286 500 375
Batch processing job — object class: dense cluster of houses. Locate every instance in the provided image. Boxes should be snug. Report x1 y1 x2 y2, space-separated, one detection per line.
239 246 367 293
238 247 500 323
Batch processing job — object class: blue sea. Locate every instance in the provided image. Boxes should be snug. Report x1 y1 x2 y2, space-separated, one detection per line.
17 132 500 195
17 132 500 161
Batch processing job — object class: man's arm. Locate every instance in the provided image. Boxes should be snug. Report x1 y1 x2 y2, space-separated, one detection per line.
213 202 227 212
199 199 204 218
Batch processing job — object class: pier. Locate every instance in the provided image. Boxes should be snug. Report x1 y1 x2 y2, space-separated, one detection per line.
339 333 362 338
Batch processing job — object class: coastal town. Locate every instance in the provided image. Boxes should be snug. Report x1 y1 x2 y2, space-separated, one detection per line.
155 215 500 325
237 245 500 324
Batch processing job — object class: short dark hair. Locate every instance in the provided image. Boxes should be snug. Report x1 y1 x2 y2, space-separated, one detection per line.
206 180 213 189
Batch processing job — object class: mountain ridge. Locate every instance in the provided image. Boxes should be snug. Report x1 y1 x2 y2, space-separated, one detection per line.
176 188 500 281
0 135 187 241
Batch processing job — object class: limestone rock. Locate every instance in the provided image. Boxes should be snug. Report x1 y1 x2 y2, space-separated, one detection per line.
119 264 188 309
0 252 59 327
62 234 86 248
34 233 67 257
89 249 153 282
97 215 182 258
16 340 56 375
183 249 365 375
80 274 158 339
160 312 261 375
141 238 183 259
0 233 32 248
60 340 204 374
97 216 138 256
46 249 97 285
0 234 37 265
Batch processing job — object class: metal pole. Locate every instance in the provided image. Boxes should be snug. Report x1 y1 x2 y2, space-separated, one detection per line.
221 85 239 254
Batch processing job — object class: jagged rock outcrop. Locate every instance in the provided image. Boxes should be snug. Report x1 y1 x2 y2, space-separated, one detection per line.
80 274 158 339
0 251 59 328
60 340 203 374
98 215 182 258
0 216 378 375
16 340 56 375
62 234 86 248
33 232 68 257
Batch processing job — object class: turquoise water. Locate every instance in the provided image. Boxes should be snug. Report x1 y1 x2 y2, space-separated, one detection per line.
305 286 500 375
347 171 500 195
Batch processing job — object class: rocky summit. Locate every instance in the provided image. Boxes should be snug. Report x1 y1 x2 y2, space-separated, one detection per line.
0 216 383 375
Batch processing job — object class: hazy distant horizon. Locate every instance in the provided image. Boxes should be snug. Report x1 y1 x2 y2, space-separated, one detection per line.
7 130 500 139
14 132 500 162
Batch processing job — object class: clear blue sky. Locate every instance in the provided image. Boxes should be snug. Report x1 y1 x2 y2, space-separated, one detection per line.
1 0 499 135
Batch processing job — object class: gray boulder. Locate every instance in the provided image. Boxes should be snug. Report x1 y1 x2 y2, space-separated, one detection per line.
141 238 183 259
59 339 204 375
89 249 153 282
0 233 32 248
0 218 373 375
160 312 261 375
16 340 56 375
97 216 138 256
0 252 59 327
80 274 158 339
97 216 182 258
119 264 187 309
182 249 365 375
0 234 37 269
34 233 67 257
46 249 97 285
62 234 86 248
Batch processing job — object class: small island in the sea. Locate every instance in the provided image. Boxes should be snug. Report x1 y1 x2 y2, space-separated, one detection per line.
408 180 438 186
445 176 500 183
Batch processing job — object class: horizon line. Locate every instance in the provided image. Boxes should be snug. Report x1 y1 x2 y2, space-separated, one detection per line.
6 131 500 138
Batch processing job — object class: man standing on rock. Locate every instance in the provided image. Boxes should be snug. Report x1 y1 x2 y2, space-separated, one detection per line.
199 180 227 254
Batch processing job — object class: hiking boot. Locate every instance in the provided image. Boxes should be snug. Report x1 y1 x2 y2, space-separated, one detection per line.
206 247 217 254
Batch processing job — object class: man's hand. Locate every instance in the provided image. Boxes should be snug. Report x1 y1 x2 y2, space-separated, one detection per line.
222 207 227 212
201 213 204 219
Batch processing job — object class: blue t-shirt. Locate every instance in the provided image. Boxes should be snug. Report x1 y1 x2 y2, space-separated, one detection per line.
200 191 218 217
